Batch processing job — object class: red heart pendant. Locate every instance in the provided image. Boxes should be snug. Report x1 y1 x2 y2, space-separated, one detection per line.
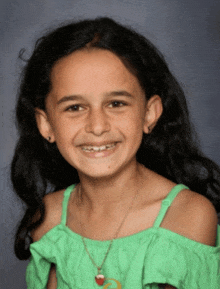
95 274 105 286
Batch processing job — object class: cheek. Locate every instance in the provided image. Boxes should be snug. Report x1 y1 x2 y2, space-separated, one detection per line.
50 119 74 146
123 111 145 131
121 114 145 144
52 115 73 132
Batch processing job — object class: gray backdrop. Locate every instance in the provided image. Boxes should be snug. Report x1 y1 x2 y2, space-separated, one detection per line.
1 0 220 288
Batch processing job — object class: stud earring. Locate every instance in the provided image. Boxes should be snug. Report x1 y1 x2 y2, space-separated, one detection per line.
47 136 51 142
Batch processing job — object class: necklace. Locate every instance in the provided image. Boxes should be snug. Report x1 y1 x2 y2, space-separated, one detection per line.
77 184 139 286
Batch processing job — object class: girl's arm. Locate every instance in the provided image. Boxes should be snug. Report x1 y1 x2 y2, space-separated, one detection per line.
30 192 63 288
47 264 57 289
159 190 218 289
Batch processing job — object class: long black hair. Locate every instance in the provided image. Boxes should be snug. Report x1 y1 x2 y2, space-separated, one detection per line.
11 17 220 260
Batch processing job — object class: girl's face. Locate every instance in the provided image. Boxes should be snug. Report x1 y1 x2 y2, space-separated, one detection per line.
36 49 161 179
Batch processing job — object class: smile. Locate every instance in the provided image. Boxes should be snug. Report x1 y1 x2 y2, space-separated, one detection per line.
81 143 116 152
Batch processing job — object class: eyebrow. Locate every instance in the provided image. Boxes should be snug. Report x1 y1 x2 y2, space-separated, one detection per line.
56 90 133 105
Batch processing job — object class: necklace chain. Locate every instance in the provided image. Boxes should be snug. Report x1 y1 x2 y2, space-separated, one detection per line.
78 184 139 273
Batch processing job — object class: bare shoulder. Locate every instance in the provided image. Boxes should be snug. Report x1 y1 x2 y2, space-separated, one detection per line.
31 189 65 242
162 188 218 246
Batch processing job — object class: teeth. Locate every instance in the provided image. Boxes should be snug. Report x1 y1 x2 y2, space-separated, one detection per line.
82 143 116 152
93 146 101 151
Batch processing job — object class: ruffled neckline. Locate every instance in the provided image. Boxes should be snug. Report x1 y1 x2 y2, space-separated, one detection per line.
31 222 219 253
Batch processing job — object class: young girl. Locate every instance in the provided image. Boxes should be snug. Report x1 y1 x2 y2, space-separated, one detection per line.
11 17 220 289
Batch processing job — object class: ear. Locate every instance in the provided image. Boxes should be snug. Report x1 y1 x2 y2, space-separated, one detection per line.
35 108 55 143
143 95 163 134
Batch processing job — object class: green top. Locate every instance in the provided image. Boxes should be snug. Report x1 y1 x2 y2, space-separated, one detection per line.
26 184 220 288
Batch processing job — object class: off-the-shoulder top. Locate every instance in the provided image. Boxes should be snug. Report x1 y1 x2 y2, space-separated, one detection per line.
26 184 220 288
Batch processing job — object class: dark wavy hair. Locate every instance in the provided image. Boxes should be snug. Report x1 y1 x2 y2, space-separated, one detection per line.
11 17 220 260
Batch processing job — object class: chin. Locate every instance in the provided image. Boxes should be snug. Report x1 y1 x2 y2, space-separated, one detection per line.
79 169 117 180
78 160 135 181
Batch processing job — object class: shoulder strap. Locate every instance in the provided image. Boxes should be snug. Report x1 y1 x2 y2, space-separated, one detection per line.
61 184 76 225
153 184 189 228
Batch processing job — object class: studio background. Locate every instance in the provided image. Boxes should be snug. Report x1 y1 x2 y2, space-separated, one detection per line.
1 0 220 288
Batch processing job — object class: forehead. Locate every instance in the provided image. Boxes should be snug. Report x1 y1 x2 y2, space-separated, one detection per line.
49 49 144 97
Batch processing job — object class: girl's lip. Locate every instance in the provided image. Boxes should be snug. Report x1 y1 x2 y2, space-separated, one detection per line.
80 142 119 158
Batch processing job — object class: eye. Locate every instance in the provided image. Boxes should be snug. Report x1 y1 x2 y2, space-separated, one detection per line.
109 101 127 108
65 104 84 112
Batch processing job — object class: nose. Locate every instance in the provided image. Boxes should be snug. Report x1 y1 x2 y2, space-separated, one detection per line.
85 108 111 136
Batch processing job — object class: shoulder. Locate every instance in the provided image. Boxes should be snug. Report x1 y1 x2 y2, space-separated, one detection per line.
162 188 218 246
31 189 65 242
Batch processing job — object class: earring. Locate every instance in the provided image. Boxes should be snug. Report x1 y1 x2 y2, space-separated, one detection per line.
148 127 151 133
47 136 51 142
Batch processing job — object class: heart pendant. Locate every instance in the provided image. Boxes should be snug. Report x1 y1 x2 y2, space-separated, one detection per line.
95 274 105 286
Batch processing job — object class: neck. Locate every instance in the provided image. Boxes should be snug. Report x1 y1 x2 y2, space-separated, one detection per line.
76 162 147 216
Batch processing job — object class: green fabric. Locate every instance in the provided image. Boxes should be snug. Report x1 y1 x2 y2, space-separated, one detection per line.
26 184 220 288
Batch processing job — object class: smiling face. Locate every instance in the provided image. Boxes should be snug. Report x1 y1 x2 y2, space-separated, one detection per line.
35 48 162 179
